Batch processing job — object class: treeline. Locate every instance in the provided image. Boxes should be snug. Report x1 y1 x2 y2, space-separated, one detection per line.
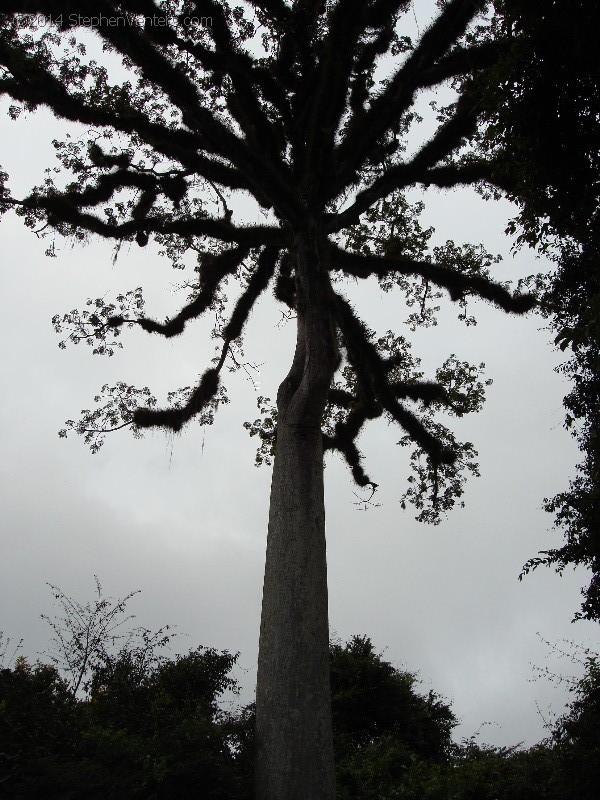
0 586 598 799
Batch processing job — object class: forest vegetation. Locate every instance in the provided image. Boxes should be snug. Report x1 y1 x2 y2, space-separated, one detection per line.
1 584 599 799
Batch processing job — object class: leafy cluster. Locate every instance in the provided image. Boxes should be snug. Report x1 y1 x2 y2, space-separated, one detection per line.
467 0 599 249
52 288 145 356
516 239 600 620
0 582 457 799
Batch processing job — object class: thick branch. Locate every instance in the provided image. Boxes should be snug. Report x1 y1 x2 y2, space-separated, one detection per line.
134 367 220 431
109 245 251 338
325 406 377 488
327 83 485 224
326 387 355 409
89 0 297 217
222 247 279 343
330 0 486 195
382 393 455 465
106 252 275 439
347 1 408 117
302 0 368 185
333 292 455 466
326 159 503 233
55 167 184 210
416 40 506 89
328 244 536 314
409 84 482 170
0 42 251 191
136 0 290 153
11 192 284 246
198 0 286 156
1 6 297 216
171 35 290 130
390 381 446 403
90 0 233 151
273 0 331 127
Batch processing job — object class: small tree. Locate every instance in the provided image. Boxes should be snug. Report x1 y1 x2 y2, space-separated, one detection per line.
41 576 173 698
0 2 534 797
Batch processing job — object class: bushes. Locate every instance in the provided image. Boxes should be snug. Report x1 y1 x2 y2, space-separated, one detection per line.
1 584 598 799
0 648 249 799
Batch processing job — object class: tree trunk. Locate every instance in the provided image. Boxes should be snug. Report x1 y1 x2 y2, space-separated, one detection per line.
255 224 337 800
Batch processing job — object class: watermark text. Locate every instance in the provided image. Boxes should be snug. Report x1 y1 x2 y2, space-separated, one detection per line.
15 13 212 30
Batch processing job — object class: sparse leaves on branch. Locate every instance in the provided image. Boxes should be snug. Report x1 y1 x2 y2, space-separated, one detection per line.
52 288 145 356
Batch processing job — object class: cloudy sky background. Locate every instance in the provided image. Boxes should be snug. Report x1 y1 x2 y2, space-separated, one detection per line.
1 0 598 748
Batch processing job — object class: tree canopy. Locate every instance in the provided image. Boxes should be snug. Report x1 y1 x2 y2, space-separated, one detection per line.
0 1 534 510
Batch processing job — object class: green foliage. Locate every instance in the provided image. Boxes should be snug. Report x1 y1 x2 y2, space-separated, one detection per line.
1 621 460 799
329 636 600 800
3 599 600 800
397 741 556 800
0 657 73 793
0 581 249 799
460 0 600 620
550 654 600 800
518 239 600 621
330 635 456 799
470 0 599 248
0 649 248 799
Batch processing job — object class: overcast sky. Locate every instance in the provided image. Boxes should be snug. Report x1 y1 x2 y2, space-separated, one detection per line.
0 1 598 750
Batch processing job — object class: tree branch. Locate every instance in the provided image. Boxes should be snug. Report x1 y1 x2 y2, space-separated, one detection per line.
415 39 506 89
325 406 377 488
301 0 369 185
221 246 279 345
326 159 503 233
253 0 292 25
89 0 298 217
326 83 485 226
346 0 408 118
0 43 250 191
330 0 486 195
328 243 536 314
9 191 284 246
198 0 286 156
109 245 251 338
134 367 221 432
105 248 277 437
332 291 456 467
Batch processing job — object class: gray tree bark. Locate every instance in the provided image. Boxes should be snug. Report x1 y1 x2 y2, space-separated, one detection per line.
255 224 337 800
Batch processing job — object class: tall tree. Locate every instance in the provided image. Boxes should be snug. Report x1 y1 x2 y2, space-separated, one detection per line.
0 2 534 797
463 0 600 620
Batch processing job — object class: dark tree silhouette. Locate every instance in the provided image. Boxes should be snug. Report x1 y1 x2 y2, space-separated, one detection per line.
465 0 600 621
0 2 534 797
